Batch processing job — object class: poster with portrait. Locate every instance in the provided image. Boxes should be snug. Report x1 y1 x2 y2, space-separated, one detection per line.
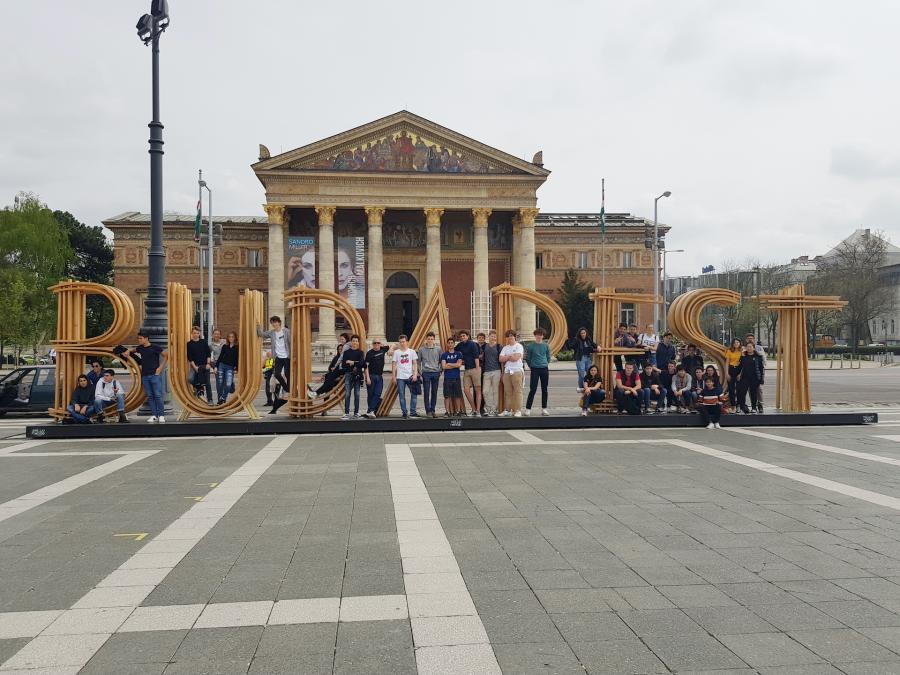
287 237 316 289
337 236 366 309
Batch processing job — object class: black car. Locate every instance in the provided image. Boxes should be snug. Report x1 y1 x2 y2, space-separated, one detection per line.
0 366 55 416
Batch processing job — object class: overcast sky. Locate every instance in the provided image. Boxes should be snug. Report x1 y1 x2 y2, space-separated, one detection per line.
3 0 899 276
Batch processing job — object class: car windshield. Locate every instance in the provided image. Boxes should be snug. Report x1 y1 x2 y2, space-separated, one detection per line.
0 370 24 385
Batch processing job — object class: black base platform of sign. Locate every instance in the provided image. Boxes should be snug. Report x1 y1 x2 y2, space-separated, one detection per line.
25 411 878 439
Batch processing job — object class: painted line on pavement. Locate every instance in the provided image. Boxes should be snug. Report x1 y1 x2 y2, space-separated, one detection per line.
726 428 900 468
506 430 544 444
386 443 501 675
874 435 900 442
0 434 297 673
667 439 900 512
0 440 48 456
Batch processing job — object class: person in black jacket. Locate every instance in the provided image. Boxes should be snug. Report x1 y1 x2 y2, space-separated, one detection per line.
216 332 239 405
639 363 666 414
736 343 764 414
680 344 704 376
656 333 677 373
66 375 96 423
187 326 213 403
658 361 677 410
566 327 599 392
341 335 365 420
309 333 350 400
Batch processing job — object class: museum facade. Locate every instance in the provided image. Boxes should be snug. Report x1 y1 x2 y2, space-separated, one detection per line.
107 111 668 342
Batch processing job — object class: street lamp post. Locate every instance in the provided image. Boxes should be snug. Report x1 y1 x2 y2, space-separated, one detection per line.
661 248 685 333
199 178 213 342
136 0 170 342
653 191 672 331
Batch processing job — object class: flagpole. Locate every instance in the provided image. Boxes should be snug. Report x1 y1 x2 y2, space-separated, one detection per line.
198 169 204 338
600 178 606 288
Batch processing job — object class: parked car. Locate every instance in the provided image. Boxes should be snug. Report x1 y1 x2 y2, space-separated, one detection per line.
0 366 55 416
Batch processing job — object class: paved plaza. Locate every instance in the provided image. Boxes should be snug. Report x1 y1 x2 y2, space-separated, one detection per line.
2 414 900 672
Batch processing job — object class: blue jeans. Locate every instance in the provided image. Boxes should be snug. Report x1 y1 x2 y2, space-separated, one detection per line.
582 389 605 410
344 374 361 415
95 393 125 413
217 363 235 403
640 387 667 410
576 356 592 389
141 374 164 417
421 371 440 413
67 403 96 423
396 378 418 416
366 374 383 414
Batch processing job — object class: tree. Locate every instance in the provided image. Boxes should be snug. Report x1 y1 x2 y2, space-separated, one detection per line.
556 269 593 339
816 230 892 348
53 210 115 336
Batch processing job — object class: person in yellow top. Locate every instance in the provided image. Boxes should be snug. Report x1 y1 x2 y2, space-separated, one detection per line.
262 351 279 406
724 338 743 411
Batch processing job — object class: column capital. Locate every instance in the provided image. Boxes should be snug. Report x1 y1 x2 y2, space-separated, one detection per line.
519 207 539 227
424 208 444 226
263 203 285 225
472 208 492 227
314 205 336 226
364 206 386 225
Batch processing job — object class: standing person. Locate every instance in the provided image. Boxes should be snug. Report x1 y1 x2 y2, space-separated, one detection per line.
680 344 704 376
455 330 482 417
440 337 464 417
725 338 743 411
263 351 276 406
670 364 693 413
209 328 225 400
481 330 502 417
340 334 365 420
656 333 677 373
87 360 104 387
639 363 666 414
659 361 677 411
580 365 605 416
613 323 634 373
614 362 642 415
67 375 96 424
418 332 443 418
94 368 128 423
499 330 525 417
363 339 391 418
525 328 551 416
638 324 660 369
699 377 725 429
216 332 239 405
745 333 767 413
187 326 213 403
566 327 598 391
257 316 290 413
476 332 487 415
392 334 420 419
124 331 168 423
736 342 764 414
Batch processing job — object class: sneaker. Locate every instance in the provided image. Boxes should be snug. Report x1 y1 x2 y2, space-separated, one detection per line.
541 409 550 416
402 413 408 419
147 416 158 423
469 411 478 417
576 387 583 393
341 414 350 420
513 411 522 418
500 410 511 417
656 408 666 414
668 406 676 412
364 412 375 419
714 422 722 429
410 412 421 418
96 412 105 424
158 416 166 424
644 408 653 415
581 410 588 416
707 422 715 429
757 406 764 414
524 409 532 417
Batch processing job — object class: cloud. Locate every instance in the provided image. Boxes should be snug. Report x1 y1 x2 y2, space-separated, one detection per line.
717 46 835 100
831 146 900 181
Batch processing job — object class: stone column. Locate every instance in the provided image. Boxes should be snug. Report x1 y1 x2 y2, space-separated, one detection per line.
511 214 522 332
314 205 337 345
519 207 539 336
264 203 286 321
365 206 386 344
424 208 444 303
472 208 492 334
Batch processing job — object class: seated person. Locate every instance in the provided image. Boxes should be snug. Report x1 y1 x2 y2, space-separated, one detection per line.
67 374 96 424
639 363 666 414
691 367 705 411
699 377 725 429
614 361 642 415
94 369 128 423
704 364 722 388
658 361 677 411
581 365 605 416
670 365 694 412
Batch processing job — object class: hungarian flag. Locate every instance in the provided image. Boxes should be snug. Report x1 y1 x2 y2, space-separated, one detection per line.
600 179 606 235
193 200 201 242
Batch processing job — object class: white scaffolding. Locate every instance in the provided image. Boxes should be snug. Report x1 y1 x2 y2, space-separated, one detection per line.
470 290 493 335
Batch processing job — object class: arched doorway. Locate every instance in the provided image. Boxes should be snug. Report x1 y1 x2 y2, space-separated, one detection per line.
385 272 419 340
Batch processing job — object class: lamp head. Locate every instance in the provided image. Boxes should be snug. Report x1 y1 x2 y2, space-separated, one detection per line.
662 191 672 198
136 14 153 43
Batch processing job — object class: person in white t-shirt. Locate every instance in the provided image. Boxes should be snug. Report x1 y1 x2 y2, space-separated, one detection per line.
391 334 420 418
637 323 659 369
499 329 525 417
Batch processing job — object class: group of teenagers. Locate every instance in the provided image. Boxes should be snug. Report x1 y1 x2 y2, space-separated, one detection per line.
65 314 767 428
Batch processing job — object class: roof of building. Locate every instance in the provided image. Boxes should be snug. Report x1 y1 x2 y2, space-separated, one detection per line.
104 212 268 225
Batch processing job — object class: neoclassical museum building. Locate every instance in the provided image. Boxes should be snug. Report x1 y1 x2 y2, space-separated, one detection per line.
107 111 668 342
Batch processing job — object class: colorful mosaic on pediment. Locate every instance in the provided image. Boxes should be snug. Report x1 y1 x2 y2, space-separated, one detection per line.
304 129 514 174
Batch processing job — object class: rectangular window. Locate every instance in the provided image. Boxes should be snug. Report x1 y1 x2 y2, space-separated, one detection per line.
200 247 210 268
535 253 544 270
577 252 589 269
622 252 633 268
620 303 635 326
194 299 210 327
247 249 262 268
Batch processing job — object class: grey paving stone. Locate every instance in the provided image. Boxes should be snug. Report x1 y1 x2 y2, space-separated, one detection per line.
756 665 844 675
614 586 676 610
750 602 846 631
813 600 900 628
163 658 250 674
172 626 263 662
535 588 621 614
471 589 546 615
658 584 740 608
460 568 529 590
333 619 416 675
82 630 187 668
834 663 900 675
774 579 862 603
479 612 562 644
550 611 635 642
717 632 824 668
789 628 899 664
684 606 778 635
569 638 668 674
82 661 168 675
255 624 337 659
717 581 805 606
643 633 748 671
617 608 706 637
248 654 334 674
0 637 30 663
491 640 585 674
519 569 589 590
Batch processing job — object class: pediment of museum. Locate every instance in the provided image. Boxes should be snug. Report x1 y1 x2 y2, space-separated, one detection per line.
252 110 549 178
